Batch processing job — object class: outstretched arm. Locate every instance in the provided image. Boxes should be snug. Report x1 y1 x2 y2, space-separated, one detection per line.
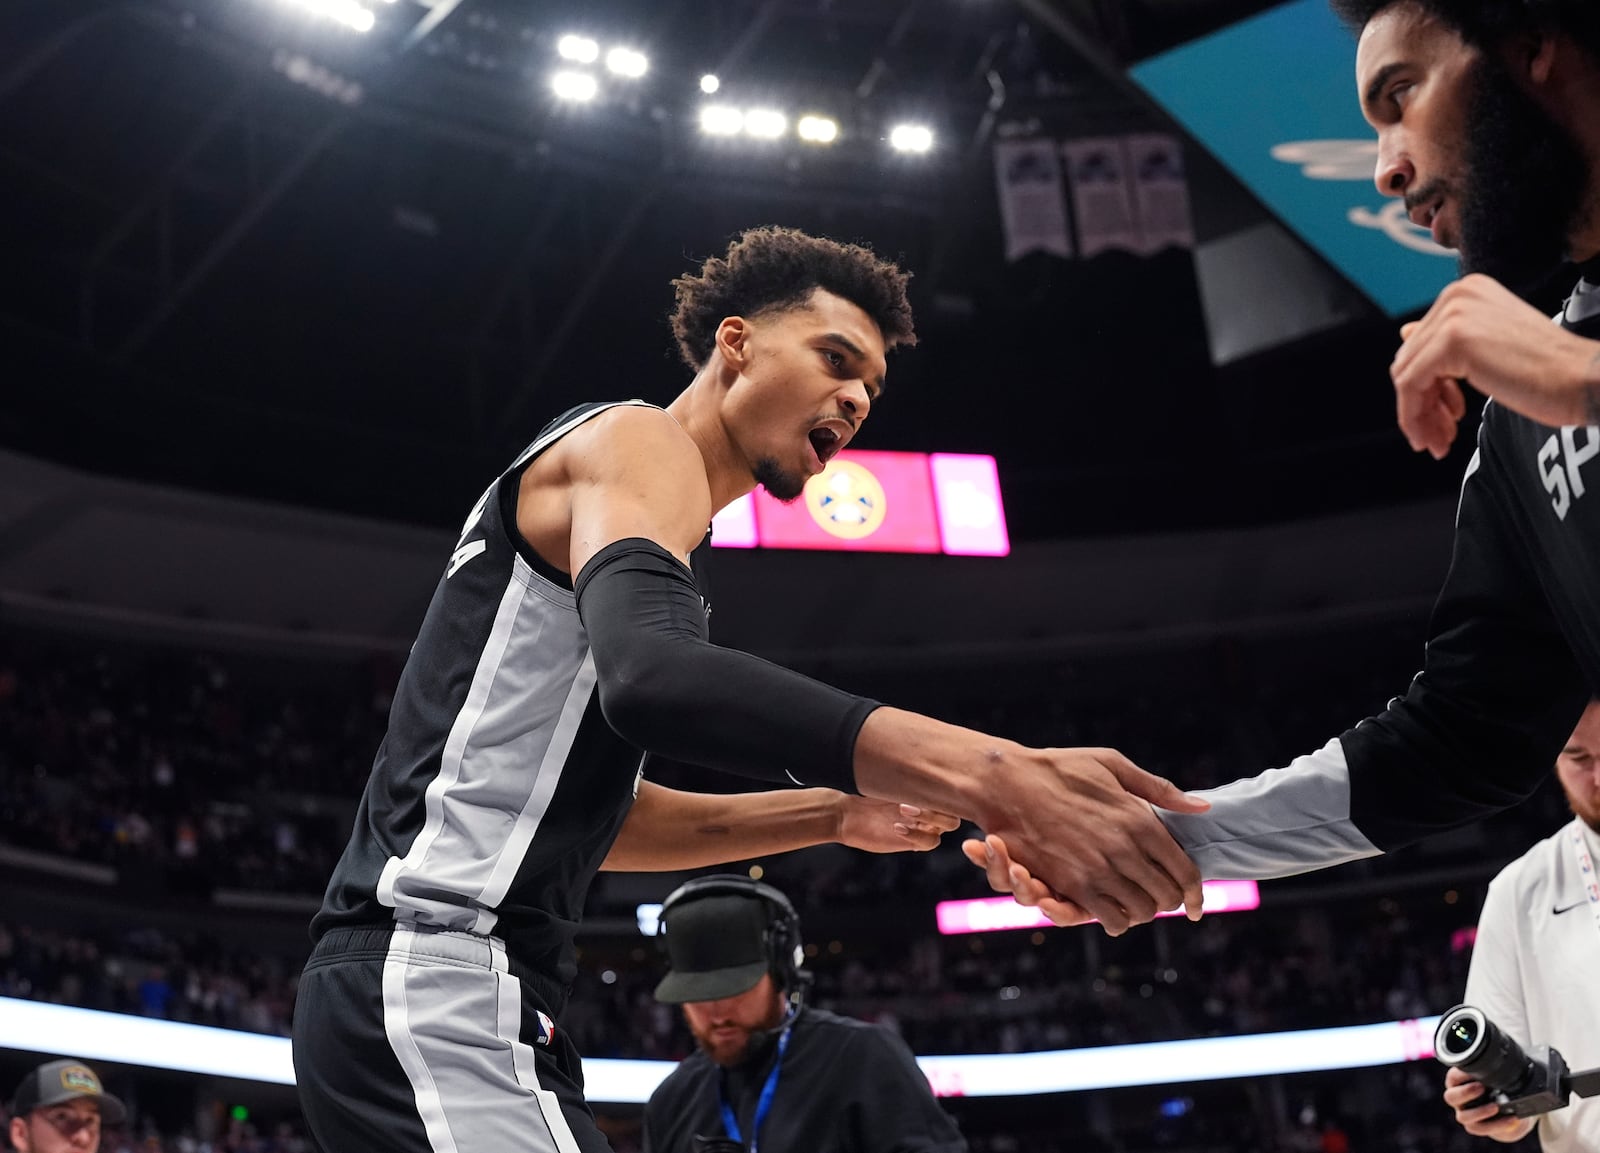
601 780 958 872
562 403 1208 933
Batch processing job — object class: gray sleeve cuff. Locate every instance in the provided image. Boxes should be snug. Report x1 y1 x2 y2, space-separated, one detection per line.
1159 737 1381 880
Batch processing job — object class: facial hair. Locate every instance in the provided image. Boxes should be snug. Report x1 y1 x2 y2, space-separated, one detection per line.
753 457 807 503
691 1000 787 1068
1567 789 1600 834
1453 52 1589 290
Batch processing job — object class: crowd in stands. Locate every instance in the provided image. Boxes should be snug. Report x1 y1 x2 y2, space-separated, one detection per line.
0 919 296 1036
0 634 387 895
95 1118 313 1153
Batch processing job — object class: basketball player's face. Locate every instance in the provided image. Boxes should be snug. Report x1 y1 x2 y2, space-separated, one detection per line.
1357 3 1589 286
728 288 887 503
682 974 788 1067
10 1101 102 1153
1556 702 1600 832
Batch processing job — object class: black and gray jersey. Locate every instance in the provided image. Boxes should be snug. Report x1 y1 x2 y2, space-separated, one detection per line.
313 400 672 986
1162 267 1600 878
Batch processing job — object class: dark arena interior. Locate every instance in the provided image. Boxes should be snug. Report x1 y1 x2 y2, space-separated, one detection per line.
1 0 1590 1150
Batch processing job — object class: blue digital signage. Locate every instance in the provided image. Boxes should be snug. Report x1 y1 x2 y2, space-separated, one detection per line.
1131 0 1458 317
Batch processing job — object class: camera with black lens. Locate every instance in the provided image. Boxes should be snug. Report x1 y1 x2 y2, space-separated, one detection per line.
1434 1005 1575 1118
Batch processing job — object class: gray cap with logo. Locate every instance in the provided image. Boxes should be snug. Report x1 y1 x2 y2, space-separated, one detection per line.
8 1059 127 1124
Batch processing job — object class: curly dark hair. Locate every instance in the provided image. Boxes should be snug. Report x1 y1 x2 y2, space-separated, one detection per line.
1329 0 1600 59
669 226 915 371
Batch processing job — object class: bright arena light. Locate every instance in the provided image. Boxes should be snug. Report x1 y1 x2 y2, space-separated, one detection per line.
556 34 599 64
287 0 376 33
797 115 839 144
699 73 720 94
550 71 598 102
743 108 787 139
699 105 744 136
0 996 1444 1103
605 47 648 79
889 123 934 153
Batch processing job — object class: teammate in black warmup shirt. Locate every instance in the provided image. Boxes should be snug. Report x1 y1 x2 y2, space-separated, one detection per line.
975 0 1600 906
642 877 966 1153
292 227 1212 1153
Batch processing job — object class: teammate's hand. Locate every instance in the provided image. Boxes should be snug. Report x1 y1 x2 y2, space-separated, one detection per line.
1441 1066 1536 1143
1392 274 1600 459
980 748 1207 936
961 834 1086 926
836 796 959 854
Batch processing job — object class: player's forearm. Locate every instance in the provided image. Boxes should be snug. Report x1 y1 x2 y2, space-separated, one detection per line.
852 707 1023 829
600 782 843 872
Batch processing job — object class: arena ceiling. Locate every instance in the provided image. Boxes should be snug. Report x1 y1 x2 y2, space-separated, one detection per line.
0 0 1472 541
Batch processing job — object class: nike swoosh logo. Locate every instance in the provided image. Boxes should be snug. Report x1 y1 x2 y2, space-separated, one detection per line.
1553 902 1585 915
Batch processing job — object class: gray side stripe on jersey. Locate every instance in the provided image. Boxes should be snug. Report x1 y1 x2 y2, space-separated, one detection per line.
381 927 578 1153
376 569 532 913
471 645 599 935
1158 738 1381 879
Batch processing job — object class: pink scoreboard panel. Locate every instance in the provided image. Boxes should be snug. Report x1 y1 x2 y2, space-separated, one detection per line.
709 450 1009 556
934 881 1262 935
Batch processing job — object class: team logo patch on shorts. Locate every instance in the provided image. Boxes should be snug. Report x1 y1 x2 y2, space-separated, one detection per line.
60 1066 101 1094
535 1010 556 1046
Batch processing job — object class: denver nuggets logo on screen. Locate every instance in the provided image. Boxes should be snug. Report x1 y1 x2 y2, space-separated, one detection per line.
806 459 888 540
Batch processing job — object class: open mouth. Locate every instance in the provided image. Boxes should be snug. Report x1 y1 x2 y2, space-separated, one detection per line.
808 426 843 465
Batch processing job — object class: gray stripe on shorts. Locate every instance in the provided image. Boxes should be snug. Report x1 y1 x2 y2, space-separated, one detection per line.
381 926 581 1153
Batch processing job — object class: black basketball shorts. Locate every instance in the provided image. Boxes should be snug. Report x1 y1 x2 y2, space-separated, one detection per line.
293 925 612 1153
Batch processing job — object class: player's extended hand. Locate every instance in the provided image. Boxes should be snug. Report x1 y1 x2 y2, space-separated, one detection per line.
961 833 1086 926
836 796 960 854
1392 273 1600 459
979 748 1208 936
1441 1066 1537 1143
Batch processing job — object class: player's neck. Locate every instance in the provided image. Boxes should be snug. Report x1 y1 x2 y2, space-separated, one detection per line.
667 378 758 514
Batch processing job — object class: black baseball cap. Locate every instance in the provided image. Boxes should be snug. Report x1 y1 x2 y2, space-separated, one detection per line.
8 1059 127 1124
653 893 775 1005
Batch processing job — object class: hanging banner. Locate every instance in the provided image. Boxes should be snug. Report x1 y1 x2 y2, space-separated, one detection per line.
1062 137 1140 257
993 138 1074 262
1126 132 1195 254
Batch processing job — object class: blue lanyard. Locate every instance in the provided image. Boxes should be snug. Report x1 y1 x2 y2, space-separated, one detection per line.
718 1017 794 1153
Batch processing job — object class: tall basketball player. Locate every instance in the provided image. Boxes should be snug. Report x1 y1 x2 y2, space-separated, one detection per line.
292 226 1209 1153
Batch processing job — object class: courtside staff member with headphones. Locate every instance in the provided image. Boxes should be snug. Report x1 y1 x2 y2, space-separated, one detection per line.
642 876 966 1153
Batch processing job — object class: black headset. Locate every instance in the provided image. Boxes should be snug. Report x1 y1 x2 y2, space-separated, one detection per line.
659 874 809 997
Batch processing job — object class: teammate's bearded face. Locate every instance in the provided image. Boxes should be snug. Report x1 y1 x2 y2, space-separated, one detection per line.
1357 3 1589 288
1557 702 1600 832
723 288 886 503
681 975 788 1067
1453 53 1588 285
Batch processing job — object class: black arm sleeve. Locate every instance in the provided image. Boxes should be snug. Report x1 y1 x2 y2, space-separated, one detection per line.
1341 414 1590 850
574 538 878 793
